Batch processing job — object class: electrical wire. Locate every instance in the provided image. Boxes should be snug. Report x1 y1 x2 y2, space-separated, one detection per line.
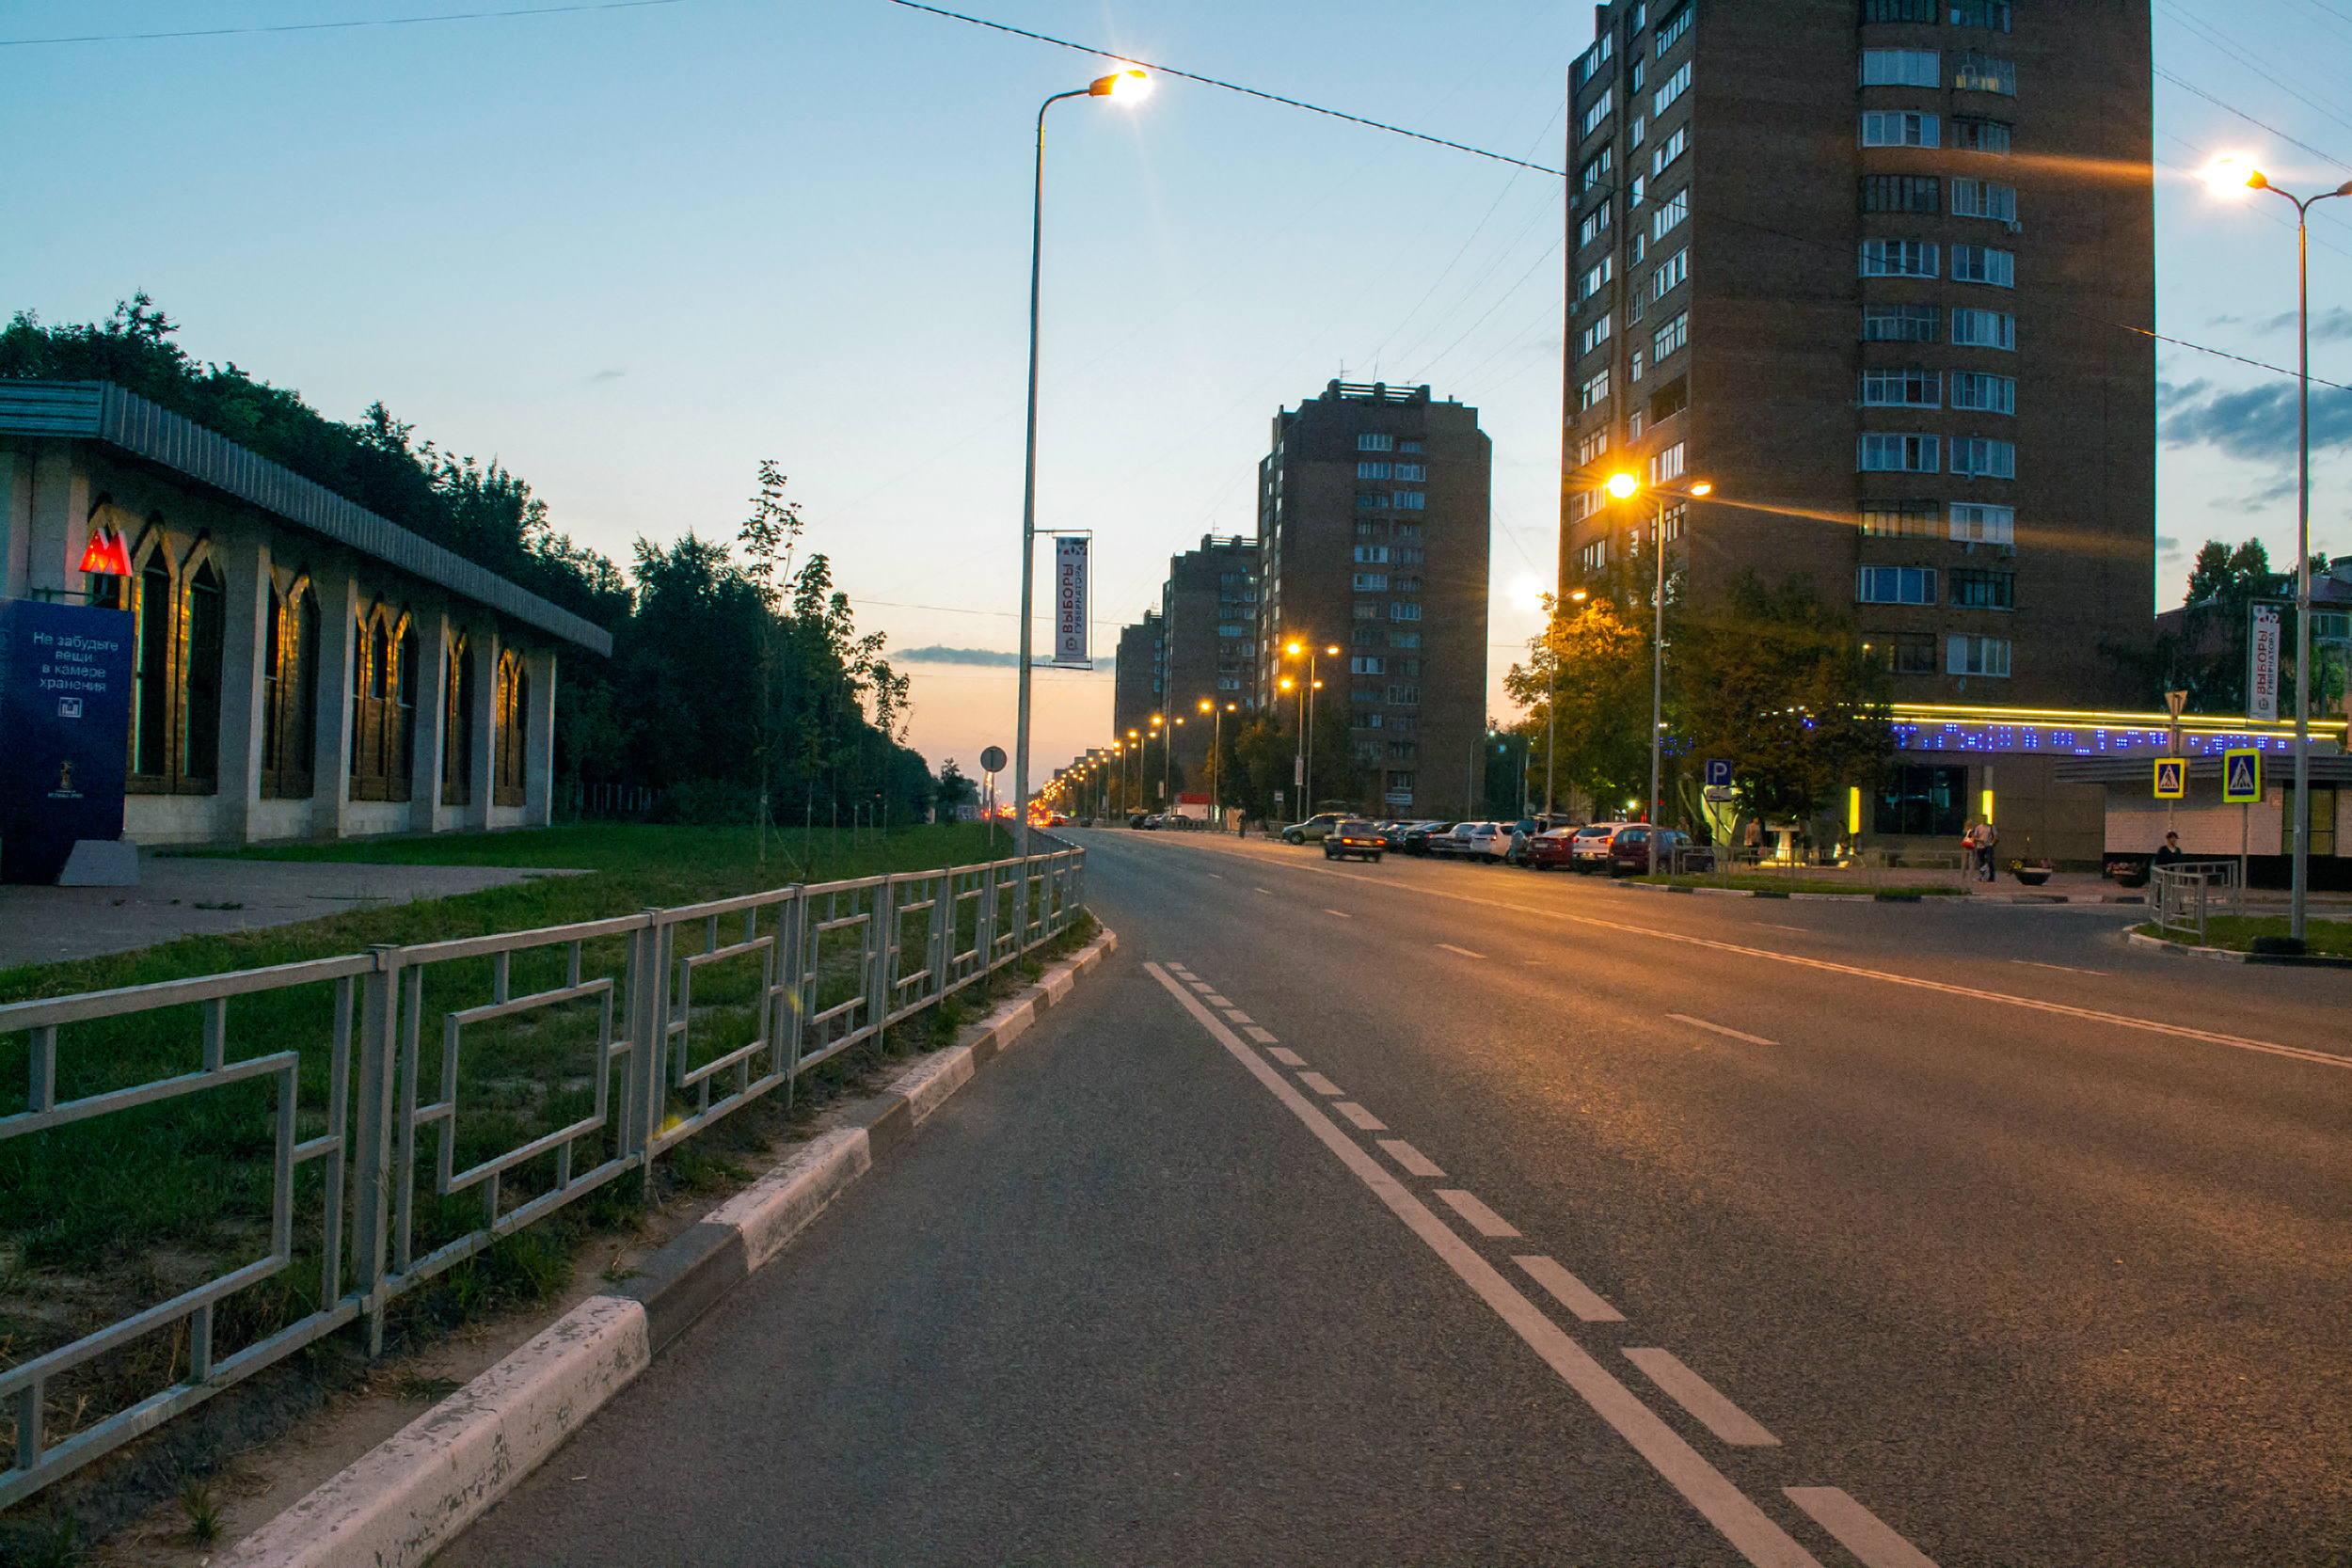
2154 68 2351 177
0 0 681 47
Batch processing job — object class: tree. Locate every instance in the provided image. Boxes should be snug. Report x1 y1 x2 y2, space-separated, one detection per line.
934 759 979 814
1503 589 1651 815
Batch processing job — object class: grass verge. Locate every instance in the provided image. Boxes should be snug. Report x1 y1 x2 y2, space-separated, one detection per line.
2129 916 2352 958
1632 873 1967 896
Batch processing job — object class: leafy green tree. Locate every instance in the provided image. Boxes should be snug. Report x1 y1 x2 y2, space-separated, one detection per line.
1503 588 1651 815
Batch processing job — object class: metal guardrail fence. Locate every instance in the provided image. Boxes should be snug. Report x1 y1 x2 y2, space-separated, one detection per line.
2151 860 2241 944
0 845 1084 1509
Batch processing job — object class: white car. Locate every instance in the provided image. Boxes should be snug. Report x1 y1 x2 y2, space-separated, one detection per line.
1452 822 1517 863
1568 821 1631 872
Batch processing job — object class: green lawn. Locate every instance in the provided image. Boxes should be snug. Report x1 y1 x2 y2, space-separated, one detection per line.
2132 916 2352 958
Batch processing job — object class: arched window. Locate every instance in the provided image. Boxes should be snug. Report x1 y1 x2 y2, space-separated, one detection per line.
183 561 225 782
442 636 474 806
350 610 414 802
260 580 317 800
133 553 172 778
396 626 420 783
126 535 224 796
494 650 528 807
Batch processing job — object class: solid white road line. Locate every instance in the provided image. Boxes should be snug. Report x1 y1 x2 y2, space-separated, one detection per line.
1223 1009 1255 1024
1785 1487 1941 1568
1265 1046 1306 1066
1435 1189 1521 1238
1625 1348 1780 1447
1296 1071 1345 1097
1377 1138 1444 1177
1246 1026 1279 1045
2010 958 2105 975
1335 1101 1388 1132
1438 943 1488 959
1325 908 1354 918
1667 1013 1779 1047
1513 1256 1624 1323
1142 964 1825 1568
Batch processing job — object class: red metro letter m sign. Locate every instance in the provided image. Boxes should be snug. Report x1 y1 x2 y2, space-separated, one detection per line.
1052 535 1089 668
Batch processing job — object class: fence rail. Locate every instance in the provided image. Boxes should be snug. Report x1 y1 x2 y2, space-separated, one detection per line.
2151 860 2241 944
0 844 1084 1509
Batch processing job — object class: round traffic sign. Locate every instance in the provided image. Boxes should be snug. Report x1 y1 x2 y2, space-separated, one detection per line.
979 746 1008 773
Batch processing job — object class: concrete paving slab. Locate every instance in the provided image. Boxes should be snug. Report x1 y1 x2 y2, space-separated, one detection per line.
0 853 588 971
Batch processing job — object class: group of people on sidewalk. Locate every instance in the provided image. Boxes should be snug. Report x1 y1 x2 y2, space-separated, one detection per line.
1962 819 1999 881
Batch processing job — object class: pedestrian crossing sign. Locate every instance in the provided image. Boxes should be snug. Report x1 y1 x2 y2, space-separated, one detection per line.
2153 758 2185 799
2222 748 2262 804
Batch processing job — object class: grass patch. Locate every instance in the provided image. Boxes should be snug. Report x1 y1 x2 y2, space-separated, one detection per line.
2130 916 2352 958
1633 873 1967 896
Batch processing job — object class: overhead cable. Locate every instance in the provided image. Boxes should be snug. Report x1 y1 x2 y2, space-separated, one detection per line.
0 0 681 47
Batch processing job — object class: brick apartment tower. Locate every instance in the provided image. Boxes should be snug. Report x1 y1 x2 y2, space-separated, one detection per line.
1112 610 1163 759
1558 0 2154 705
1258 382 1492 817
1156 535 1262 782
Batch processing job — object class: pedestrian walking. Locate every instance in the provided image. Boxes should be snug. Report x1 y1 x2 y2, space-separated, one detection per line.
2152 831 2185 869
1743 816 1763 861
1972 819 1999 880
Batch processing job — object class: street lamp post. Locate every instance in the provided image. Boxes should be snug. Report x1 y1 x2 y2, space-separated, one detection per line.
1283 641 1340 814
1199 698 1233 825
1164 716 1183 807
1014 67 1150 858
2205 160 2352 944
1605 470 1712 831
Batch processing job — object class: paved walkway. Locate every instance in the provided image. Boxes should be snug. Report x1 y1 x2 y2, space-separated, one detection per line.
0 853 585 971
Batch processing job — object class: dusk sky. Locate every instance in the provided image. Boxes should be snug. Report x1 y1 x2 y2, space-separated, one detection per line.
7 0 2348 781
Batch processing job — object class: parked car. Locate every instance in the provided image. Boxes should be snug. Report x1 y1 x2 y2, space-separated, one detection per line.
1567 822 1631 872
1281 813 1346 845
1520 826 1579 870
1128 812 1151 829
1324 819 1386 863
1397 820 1447 855
1598 825 1692 876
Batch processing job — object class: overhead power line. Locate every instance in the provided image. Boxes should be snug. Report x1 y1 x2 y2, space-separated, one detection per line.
0 0 681 47
2153 68 2352 175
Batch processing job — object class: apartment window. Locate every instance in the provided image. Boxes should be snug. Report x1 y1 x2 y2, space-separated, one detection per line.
1630 115 1647 149
1395 546 1424 565
1947 634 2011 677
1861 239 1938 277
1860 111 1939 148
1877 764 1966 834
1580 539 1607 572
1860 433 1940 471
1386 740 1419 761
1661 500 1688 542
1949 308 2015 348
1357 433 1393 452
1949 178 2018 221
1653 188 1688 240
1861 49 1940 87
1631 349 1646 382
1650 375 1689 422
1357 460 1392 480
1577 428 1611 466
1350 656 1386 676
1861 365 1940 405
1399 439 1422 453
1651 441 1686 483
1628 408 1645 441
1649 310 1689 363
1353 545 1390 564
1949 502 2015 545
1574 32 1613 87
1949 116 2011 153
1580 146 1613 192
1392 463 1427 481
1889 633 1939 675
1581 255 1613 299
1653 59 1691 115
1951 245 2015 286
1350 625 1379 648
1861 174 1940 214
1355 493 1390 511
1655 2 1692 50
1953 52 2015 94
1949 568 2015 609
1951 436 2016 478
1353 572 1390 592
1950 371 2015 413
1388 684 1422 705
1950 0 2011 29
1579 313 1614 356
1392 491 1427 511
1389 602 1421 623
1393 520 1422 538
1580 88 1614 140
1580 369 1612 412
1392 658 1422 678
1862 500 1939 537
1392 575 1423 592
1651 247 1688 298
1864 303 1941 341
1651 125 1688 176
1863 0 1937 19
1353 602 1379 621
1858 565 1937 605
1579 203 1612 247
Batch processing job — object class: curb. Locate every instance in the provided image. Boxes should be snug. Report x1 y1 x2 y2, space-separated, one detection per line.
2125 928 2352 968
220 927 1119 1568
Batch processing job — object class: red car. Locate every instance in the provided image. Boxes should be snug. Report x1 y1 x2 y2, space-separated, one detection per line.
1520 827 1580 870
1597 825 1692 876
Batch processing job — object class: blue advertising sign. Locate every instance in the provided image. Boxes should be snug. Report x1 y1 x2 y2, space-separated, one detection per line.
0 599 135 884
1704 758 1733 788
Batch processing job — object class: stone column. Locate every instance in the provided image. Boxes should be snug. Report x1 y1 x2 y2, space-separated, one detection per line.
408 605 452 835
525 646 558 827
311 564 360 841
1 449 27 601
469 625 500 829
215 536 273 843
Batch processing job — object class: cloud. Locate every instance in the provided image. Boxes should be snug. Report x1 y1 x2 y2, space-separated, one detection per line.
2157 534 2182 559
2204 313 2249 328
586 368 627 383
2159 381 2352 460
2206 477 2299 512
2249 306 2352 340
894 644 1020 666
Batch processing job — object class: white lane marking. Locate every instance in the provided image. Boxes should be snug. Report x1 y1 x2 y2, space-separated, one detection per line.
2010 958 2106 975
1785 1488 1940 1568
1208 873 1225 879
1223 1008 1254 1024
1377 1138 1444 1177
1246 1026 1279 1045
1296 1070 1345 1097
1435 1188 1520 1237
1438 942 1488 959
1335 1101 1388 1132
1324 908 1354 918
1667 1013 1779 1048
1250 856 2345 1071
1188 981 1216 993
1753 923 1808 933
1203 994 1233 1006
1514 1256 1625 1323
1142 964 1823 1568
1260 1040 1297 1060
1255 886 1273 895
1625 1348 1780 1447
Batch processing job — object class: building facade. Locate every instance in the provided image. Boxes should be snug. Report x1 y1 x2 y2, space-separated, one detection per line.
1559 0 2155 706
1157 534 1260 779
1111 610 1163 752
1 382 607 847
1258 381 1491 818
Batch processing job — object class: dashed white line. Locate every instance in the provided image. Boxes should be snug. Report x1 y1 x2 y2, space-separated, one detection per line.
1265 1047 1306 1066
2010 958 2106 975
1295 1070 1345 1097
1223 1008 1254 1024
1437 942 1488 959
1435 1188 1520 1238
1188 981 1216 993
1666 1013 1779 1047
1334 1101 1388 1132
1785 1488 1941 1568
1324 908 1354 918
1247 1027 1280 1046
1513 1256 1624 1323
1254 886 1273 895
1625 1348 1780 1447
1376 1138 1444 1177
1203 994 1233 1007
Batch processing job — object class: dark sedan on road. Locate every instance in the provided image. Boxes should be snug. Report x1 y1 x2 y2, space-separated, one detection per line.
1324 820 1386 863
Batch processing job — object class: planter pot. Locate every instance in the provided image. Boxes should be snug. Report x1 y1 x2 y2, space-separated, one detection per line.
2011 868 2052 887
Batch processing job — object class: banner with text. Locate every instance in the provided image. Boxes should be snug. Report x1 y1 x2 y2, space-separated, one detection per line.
1053 536 1089 667
2249 603 2280 722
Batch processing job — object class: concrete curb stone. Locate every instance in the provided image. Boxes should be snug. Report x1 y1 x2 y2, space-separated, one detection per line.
2124 928 2352 968
219 926 1118 1568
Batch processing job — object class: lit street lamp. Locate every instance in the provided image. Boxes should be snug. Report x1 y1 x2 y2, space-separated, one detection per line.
2204 157 2352 945
1014 66 1150 857
1605 469 1712 831
1200 697 1236 824
1284 640 1340 815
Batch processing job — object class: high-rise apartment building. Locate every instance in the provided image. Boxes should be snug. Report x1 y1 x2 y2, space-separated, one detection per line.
1558 0 2154 706
1156 534 1261 778
1112 610 1163 748
1258 381 1492 817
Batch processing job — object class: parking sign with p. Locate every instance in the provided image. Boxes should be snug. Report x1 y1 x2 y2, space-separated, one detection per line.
1704 759 1732 789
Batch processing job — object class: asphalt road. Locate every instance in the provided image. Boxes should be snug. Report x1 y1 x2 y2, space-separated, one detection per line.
439 830 2350 1567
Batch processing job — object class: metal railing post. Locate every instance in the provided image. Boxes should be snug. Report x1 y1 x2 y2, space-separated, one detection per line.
351 944 400 1356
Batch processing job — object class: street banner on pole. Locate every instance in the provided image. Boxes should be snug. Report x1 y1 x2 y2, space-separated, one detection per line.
1052 536 1089 668
2153 758 2186 799
2249 604 2281 722
2222 748 2262 804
